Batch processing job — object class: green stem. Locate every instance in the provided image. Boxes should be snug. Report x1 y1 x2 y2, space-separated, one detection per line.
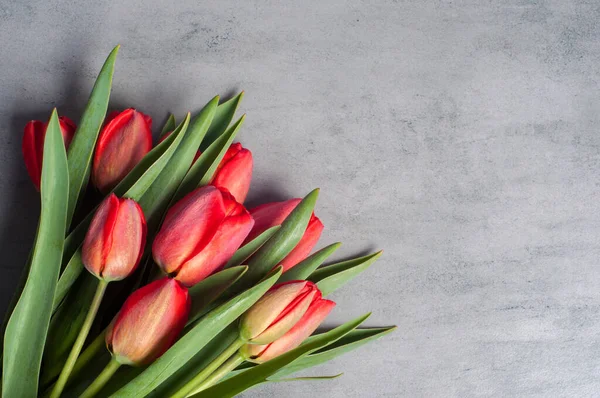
49 279 108 398
70 328 107 381
79 357 121 398
189 353 245 396
171 338 245 398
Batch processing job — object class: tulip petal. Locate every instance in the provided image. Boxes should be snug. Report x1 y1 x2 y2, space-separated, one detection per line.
108 278 190 366
152 186 226 274
22 120 45 189
250 299 336 363
102 199 146 281
240 281 309 341
82 194 120 277
212 146 253 203
279 215 324 273
175 211 254 286
92 109 153 193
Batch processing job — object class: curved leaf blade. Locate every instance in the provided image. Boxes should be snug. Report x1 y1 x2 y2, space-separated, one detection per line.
2 110 69 397
309 251 382 296
187 266 248 325
194 313 371 398
278 242 342 283
66 45 119 226
160 113 176 136
200 92 243 151
239 189 319 288
112 268 282 397
224 226 280 269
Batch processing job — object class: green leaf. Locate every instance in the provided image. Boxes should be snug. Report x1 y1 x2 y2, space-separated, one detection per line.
270 374 343 382
2 110 69 397
187 266 248 325
139 97 218 231
41 274 98 386
224 226 280 269
238 189 320 289
160 113 176 136
113 268 282 397
270 326 396 379
309 251 382 296
66 45 118 227
278 242 342 283
173 115 245 204
54 117 190 311
194 313 371 398
200 92 244 151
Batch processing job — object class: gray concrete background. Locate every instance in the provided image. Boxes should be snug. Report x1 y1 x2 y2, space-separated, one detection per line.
1 0 599 397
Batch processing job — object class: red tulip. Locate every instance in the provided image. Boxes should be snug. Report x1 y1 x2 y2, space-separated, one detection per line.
245 199 324 272
106 277 190 366
22 116 76 190
239 281 320 344
82 193 147 281
155 139 253 203
240 296 335 363
210 143 253 203
152 185 254 287
92 109 152 193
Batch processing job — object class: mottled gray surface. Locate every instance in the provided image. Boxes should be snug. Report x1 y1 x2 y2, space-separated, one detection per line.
1 0 599 397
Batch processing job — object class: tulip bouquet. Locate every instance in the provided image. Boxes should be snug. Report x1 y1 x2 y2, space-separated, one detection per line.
2 46 394 398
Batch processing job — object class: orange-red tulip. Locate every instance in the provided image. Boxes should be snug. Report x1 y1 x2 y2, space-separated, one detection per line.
106 277 190 366
240 296 335 363
152 185 254 287
92 109 152 193
82 193 147 281
22 116 76 190
239 281 320 344
245 199 324 272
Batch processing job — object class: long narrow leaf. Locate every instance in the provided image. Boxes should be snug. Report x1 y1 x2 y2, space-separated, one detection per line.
238 189 319 288
194 313 371 398
309 251 382 296
2 110 69 397
187 266 248 325
113 268 282 397
278 242 341 283
224 226 280 269
200 92 243 151
66 45 118 226
160 113 176 136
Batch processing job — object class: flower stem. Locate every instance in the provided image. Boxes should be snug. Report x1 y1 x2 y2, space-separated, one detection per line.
49 279 108 398
79 357 121 398
69 328 107 380
188 352 245 396
171 338 245 398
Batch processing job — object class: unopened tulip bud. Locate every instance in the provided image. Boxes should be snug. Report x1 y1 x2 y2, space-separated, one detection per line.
82 193 147 281
240 297 335 363
22 116 76 190
211 143 253 203
239 281 320 344
153 185 254 287
245 199 324 272
92 109 152 193
106 277 190 366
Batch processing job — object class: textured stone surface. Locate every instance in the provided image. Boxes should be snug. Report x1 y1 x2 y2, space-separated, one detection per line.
1 0 600 396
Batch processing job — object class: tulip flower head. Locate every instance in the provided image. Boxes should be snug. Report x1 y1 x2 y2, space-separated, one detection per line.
92 109 152 193
22 116 76 190
106 277 190 366
82 193 147 281
240 296 335 363
210 143 253 203
246 199 324 272
153 185 254 287
239 281 321 344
